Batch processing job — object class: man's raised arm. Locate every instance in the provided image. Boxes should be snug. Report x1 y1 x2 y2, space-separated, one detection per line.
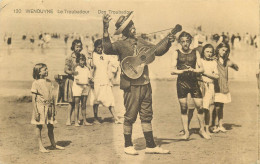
103 14 117 55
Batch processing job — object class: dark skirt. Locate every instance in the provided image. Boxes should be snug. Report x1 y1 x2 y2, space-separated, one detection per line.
64 78 74 103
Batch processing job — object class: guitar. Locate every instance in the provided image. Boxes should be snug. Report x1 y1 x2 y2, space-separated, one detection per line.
121 24 182 79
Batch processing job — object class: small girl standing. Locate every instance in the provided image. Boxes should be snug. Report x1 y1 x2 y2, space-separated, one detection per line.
64 39 82 126
31 63 64 153
213 42 239 132
200 44 219 137
73 54 93 126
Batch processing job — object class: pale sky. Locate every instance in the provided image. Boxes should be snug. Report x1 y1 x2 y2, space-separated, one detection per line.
0 0 259 35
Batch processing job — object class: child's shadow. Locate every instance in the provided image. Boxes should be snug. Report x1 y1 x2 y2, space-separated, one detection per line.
86 117 114 124
223 123 242 130
46 141 72 150
101 117 114 123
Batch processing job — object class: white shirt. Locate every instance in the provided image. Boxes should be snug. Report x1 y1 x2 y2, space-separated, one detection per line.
74 66 91 84
201 59 218 83
93 52 110 85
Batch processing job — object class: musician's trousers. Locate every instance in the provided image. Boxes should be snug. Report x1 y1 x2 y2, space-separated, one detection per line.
123 83 153 133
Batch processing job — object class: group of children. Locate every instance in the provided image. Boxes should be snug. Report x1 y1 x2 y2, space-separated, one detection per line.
31 38 122 152
172 32 239 140
63 39 122 127
30 32 239 152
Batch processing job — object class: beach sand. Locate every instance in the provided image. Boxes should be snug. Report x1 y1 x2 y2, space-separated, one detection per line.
0 38 259 163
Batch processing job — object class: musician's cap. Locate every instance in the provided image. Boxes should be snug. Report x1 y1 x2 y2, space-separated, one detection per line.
114 11 134 35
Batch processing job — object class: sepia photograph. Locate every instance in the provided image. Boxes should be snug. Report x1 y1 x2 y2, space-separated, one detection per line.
0 0 259 163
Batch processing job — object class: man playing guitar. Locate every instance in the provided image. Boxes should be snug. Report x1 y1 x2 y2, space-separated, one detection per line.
102 12 175 155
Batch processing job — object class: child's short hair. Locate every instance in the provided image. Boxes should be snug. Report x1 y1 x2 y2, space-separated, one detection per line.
76 54 87 66
201 44 215 59
33 63 47 79
71 39 83 51
178 31 192 43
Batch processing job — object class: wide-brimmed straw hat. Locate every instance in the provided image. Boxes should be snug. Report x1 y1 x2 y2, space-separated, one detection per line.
114 11 134 35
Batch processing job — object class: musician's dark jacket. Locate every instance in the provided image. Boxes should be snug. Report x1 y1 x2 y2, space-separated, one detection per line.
103 35 171 89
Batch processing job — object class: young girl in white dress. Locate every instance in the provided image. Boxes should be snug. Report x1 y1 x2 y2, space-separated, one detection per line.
90 39 122 124
31 63 64 153
200 44 219 137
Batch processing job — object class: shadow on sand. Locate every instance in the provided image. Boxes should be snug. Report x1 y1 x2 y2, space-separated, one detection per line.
223 123 242 130
133 137 195 150
45 140 72 150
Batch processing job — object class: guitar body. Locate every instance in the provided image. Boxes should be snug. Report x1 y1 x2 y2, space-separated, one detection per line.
121 46 155 79
121 24 182 79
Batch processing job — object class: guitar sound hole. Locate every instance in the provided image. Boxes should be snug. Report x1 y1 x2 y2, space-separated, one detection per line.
140 55 146 61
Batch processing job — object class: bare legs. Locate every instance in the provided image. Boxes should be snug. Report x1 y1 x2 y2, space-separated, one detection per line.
74 97 81 126
93 104 122 124
178 98 210 139
36 125 49 153
80 96 92 126
205 104 214 135
36 124 64 153
74 96 92 126
66 102 75 126
178 98 189 139
93 104 101 124
109 106 122 124
213 102 227 132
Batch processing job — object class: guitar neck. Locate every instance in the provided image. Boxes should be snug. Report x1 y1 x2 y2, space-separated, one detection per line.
140 34 169 61
150 35 169 54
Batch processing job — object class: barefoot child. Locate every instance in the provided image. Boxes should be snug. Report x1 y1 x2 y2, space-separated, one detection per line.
171 31 210 140
201 44 219 137
73 54 93 126
31 63 64 153
213 42 239 132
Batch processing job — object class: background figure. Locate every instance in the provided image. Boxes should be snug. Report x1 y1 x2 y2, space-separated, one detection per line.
233 33 241 49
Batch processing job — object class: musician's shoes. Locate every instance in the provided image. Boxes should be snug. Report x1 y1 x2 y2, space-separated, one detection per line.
145 146 170 154
124 146 139 155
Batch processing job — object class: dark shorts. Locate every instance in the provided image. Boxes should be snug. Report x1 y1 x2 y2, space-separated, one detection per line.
177 78 202 99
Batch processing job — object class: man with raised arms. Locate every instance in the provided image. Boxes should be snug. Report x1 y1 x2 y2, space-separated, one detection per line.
102 12 175 155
